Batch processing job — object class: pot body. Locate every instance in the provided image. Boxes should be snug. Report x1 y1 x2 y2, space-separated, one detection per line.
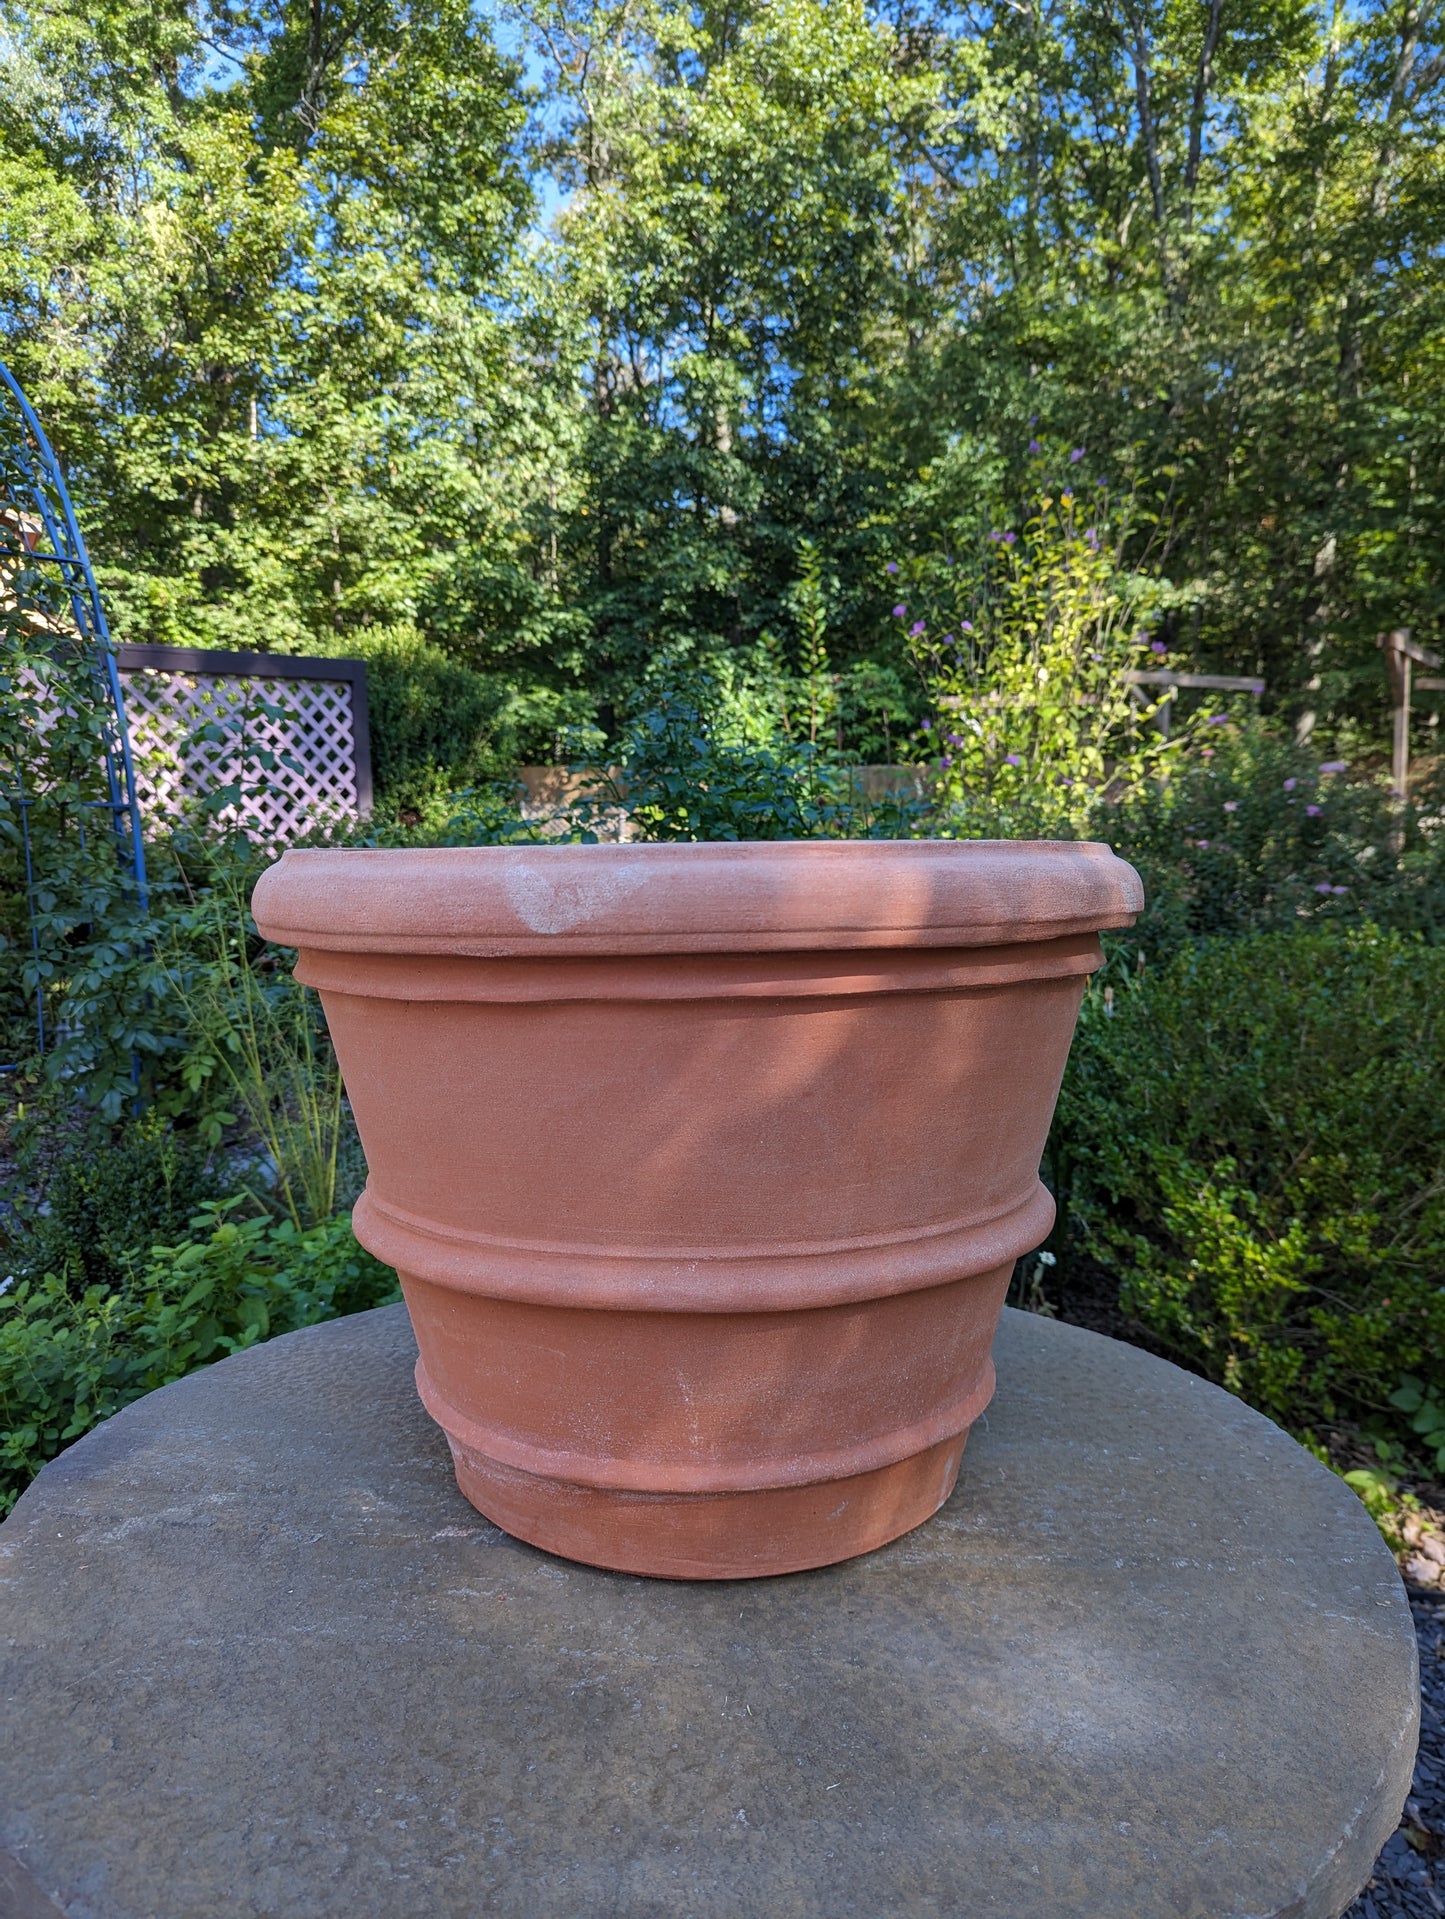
253 841 1141 1578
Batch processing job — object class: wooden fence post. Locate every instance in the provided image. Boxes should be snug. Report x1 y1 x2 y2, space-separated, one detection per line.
1379 628 1444 804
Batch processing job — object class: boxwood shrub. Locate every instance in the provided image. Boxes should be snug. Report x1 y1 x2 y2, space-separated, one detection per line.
1059 925 1445 1440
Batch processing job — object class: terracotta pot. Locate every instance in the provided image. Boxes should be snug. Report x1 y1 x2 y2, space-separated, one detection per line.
252 840 1141 1580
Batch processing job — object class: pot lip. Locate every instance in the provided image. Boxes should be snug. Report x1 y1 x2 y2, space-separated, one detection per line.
252 838 1143 956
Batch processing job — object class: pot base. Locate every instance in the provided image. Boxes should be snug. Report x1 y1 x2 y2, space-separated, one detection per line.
443 1429 969 1580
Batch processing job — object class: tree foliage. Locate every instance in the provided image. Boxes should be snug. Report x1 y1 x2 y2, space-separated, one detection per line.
3 0 1445 751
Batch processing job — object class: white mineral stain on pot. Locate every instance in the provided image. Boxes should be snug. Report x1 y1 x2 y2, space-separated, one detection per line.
501 851 652 934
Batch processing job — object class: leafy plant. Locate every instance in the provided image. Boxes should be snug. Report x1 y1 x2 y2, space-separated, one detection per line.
895 477 1197 829
0 1201 399 1514
158 877 350 1229
177 687 306 832
1340 1464 1419 1554
4 0 1445 755
1390 1378 1445 1475
790 541 838 749
0 569 150 1101
435 782 572 847
594 682 926 842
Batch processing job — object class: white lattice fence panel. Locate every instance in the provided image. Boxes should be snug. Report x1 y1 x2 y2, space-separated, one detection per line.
119 669 361 842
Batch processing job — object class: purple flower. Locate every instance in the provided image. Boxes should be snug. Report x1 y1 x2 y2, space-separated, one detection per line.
1060 777 1074 788
1332 885 1348 895
1223 801 1239 813
909 620 926 637
1004 754 1021 766
1085 529 1099 550
892 603 907 618
1196 838 1210 850
1002 530 1017 545
1070 447 1085 463
1150 639 1167 656
1314 882 1332 894
1319 760 1346 775
941 633 954 645
1283 777 1296 792
1305 804 1322 817
988 531 1001 542
946 733 964 745
1208 714 1229 725
1028 439 1042 453
921 719 932 731
961 620 974 633
885 561 899 575
941 754 954 767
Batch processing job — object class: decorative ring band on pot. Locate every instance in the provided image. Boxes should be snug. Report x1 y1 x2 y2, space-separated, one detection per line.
253 839 1142 1579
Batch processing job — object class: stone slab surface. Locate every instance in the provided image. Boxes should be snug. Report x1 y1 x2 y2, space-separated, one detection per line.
0 1304 1418 1919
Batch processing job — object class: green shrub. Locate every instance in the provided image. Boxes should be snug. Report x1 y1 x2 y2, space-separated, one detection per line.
1102 726 1445 959
1058 925 1445 1440
16 1115 224 1293
336 624 600 813
612 687 849 839
0 1201 398 1513
340 624 514 810
593 684 926 842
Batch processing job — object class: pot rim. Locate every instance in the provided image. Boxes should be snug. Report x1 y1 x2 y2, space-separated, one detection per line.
252 839 1142 957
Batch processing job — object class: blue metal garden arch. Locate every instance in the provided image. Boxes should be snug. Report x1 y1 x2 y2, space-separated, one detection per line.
0 358 148 1057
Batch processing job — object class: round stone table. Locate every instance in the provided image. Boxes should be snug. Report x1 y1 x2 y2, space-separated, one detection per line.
0 1305 1417 1919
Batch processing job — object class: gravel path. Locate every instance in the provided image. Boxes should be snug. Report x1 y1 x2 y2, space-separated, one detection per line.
1345 1588 1445 1918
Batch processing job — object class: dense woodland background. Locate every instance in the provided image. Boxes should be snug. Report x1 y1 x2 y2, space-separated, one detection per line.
3 0 1444 770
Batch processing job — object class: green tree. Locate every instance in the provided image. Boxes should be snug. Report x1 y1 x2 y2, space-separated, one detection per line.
4 0 1445 760
0 0 549 685
516 0 933 711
